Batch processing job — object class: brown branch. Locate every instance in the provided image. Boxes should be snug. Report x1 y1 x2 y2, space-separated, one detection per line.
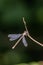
23 17 43 47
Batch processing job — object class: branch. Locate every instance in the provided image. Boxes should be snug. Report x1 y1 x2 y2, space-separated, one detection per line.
23 17 43 47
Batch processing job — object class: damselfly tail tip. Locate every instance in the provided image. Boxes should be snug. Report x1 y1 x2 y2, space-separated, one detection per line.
12 46 14 49
41 44 43 47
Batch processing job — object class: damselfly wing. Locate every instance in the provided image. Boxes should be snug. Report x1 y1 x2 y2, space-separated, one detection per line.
22 36 28 47
8 34 22 41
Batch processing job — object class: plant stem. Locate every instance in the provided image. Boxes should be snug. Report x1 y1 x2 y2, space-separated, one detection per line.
23 17 43 47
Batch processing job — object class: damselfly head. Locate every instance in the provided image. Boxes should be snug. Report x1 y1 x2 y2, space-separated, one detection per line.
23 31 28 36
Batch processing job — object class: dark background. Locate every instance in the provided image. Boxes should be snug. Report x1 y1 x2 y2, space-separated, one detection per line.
0 0 43 65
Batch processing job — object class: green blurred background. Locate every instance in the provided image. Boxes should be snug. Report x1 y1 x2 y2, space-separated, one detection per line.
0 0 43 65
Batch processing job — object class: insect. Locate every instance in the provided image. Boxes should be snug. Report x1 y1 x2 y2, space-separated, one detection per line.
8 17 43 49
8 31 28 49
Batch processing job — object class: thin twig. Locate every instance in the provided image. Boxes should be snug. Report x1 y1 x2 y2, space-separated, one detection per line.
23 17 43 47
28 34 43 46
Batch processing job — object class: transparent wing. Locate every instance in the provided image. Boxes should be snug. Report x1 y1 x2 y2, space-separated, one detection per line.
8 34 22 41
22 36 28 47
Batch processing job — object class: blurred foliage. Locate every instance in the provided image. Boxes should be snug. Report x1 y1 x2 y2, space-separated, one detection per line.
15 63 28 65
0 0 43 65
36 7 43 23
29 62 39 65
3 51 21 65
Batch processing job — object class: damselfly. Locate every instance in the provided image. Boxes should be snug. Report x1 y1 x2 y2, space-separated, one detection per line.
8 31 28 49
8 17 43 49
